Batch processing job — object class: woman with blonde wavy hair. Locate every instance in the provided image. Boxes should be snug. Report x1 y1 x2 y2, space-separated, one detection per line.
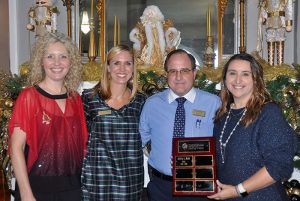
208 53 297 200
81 45 146 201
29 32 83 92
9 32 88 201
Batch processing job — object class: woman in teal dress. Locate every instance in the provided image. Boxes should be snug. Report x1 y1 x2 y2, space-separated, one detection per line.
81 45 146 201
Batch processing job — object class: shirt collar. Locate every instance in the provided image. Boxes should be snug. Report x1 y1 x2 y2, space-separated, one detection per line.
168 87 196 104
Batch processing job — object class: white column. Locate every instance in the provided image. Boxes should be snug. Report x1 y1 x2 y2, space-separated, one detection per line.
9 0 19 75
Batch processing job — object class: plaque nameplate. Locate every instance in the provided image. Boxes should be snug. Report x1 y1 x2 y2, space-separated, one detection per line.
172 137 217 196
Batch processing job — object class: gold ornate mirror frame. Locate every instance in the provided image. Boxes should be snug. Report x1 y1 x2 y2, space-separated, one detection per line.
218 0 245 64
218 0 228 64
96 0 106 63
74 0 245 65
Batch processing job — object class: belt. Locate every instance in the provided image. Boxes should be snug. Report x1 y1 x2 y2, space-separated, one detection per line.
267 11 285 17
149 165 173 182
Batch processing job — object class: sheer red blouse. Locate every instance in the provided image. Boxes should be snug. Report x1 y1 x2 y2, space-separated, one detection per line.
9 86 88 176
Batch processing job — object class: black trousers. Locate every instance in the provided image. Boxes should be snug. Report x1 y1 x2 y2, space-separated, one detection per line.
14 174 81 201
14 188 81 201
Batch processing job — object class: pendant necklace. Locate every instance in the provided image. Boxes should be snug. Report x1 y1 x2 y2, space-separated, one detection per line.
219 106 247 163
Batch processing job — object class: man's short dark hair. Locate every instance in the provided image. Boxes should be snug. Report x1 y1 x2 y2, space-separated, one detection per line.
164 49 196 71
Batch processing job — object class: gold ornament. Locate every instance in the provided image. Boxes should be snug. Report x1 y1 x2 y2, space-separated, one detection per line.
0 71 11 96
263 64 297 81
283 87 289 97
3 110 11 118
83 61 102 81
137 65 165 76
291 188 300 196
146 76 152 82
286 187 293 196
19 62 31 76
285 87 295 95
251 51 297 81
198 67 223 82
4 99 14 108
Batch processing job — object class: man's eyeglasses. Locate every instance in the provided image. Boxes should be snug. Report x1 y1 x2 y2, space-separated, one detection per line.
167 68 193 76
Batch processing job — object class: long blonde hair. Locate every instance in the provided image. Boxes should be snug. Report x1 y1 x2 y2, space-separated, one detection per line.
29 32 83 92
214 53 272 126
93 45 138 100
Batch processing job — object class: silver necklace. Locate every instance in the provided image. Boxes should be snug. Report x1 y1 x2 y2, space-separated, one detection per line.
230 108 246 117
219 106 247 163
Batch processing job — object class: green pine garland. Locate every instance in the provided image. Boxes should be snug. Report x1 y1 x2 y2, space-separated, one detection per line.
1 64 300 183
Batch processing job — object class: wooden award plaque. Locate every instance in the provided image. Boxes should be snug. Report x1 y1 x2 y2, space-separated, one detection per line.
172 137 217 196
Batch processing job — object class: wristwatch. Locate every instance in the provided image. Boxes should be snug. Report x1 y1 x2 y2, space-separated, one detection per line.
237 183 249 197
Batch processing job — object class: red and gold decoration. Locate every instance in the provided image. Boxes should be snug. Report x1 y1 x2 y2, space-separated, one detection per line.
0 70 28 191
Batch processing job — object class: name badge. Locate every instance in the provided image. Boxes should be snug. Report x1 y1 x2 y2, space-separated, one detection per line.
192 109 206 117
98 110 112 115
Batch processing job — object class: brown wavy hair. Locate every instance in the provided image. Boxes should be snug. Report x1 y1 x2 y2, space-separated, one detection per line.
214 53 272 127
29 32 83 92
93 45 138 100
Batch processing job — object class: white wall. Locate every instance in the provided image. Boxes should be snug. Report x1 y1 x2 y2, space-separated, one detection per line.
9 0 68 75
246 1 259 54
9 0 31 75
